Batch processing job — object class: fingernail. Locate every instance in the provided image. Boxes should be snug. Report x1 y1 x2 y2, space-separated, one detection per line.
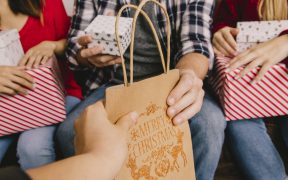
168 98 175 105
130 112 139 122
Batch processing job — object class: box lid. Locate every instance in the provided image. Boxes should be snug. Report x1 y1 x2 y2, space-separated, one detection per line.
236 20 288 43
84 15 133 41
0 29 20 48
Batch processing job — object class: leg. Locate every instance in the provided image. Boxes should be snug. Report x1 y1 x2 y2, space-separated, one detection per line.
280 116 288 148
227 119 287 180
189 91 227 180
0 135 16 163
17 125 56 170
65 96 81 114
56 85 107 158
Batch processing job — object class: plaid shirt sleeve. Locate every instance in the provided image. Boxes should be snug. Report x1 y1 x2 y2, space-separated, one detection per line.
175 0 215 69
66 0 97 71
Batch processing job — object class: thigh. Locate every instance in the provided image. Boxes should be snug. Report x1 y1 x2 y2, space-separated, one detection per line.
65 96 81 114
227 119 286 180
189 91 227 138
18 126 56 148
59 85 107 134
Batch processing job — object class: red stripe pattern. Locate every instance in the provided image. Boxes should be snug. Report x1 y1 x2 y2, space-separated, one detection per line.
0 59 66 136
210 56 288 121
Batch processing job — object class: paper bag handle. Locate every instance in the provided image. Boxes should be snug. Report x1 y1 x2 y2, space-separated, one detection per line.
115 1 171 86
130 0 171 83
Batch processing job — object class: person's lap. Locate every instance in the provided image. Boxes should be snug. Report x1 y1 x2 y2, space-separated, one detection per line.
0 95 81 168
227 118 287 180
56 85 107 158
56 84 227 180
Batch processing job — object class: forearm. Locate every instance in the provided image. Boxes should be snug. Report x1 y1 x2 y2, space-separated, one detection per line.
27 153 117 180
176 53 209 80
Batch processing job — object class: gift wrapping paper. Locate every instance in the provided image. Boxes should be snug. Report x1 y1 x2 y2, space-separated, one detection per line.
236 20 288 52
0 29 24 66
0 58 66 136
210 56 288 121
85 15 133 56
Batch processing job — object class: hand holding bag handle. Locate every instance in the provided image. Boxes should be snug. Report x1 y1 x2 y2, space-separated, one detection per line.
115 0 171 86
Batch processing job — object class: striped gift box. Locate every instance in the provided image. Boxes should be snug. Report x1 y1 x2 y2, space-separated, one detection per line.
210 56 288 121
0 58 66 136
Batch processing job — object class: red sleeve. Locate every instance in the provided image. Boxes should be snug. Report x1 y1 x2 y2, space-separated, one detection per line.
280 29 288 36
52 0 71 40
213 0 240 34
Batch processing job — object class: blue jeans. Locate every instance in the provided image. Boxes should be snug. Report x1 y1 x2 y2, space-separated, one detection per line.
0 96 81 169
227 119 287 180
56 85 227 180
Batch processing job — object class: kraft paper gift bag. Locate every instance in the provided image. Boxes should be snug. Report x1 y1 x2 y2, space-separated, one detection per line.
105 1 196 180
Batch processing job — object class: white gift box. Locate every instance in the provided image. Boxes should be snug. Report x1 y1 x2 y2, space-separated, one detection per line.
62 0 75 17
0 29 24 66
236 20 288 52
85 15 133 56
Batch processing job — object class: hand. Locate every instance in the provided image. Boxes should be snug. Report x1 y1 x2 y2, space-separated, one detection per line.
77 35 122 67
167 69 205 125
0 66 34 95
18 41 56 68
213 27 239 57
74 101 138 176
227 35 288 83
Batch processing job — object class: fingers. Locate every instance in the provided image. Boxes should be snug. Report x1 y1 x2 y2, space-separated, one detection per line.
237 57 263 78
0 86 16 95
80 46 104 59
12 70 34 84
167 73 194 106
41 56 49 65
172 90 205 125
213 38 230 56
33 55 44 67
227 50 255 72
8 70 33 90
253 63 272 83
214 34 236 56
88 56 121 67
223 31 237 52
3 80 28 95
18 51 32 66
212 27 238 57
167 89 197 119
78 35 93 46
116 112 139 131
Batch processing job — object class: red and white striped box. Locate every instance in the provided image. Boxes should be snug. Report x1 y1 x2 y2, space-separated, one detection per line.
0 58 66 136
210 56 288 121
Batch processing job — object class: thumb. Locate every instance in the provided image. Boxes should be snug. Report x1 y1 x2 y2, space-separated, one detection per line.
230 28 239 36
78 35 93 46
116 112 139 131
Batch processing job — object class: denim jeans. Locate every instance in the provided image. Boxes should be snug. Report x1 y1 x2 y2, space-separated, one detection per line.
56 84 227 180
0 96 81 169
227 119 287 180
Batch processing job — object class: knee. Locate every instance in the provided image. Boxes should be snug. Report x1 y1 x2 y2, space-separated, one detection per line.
190 96 227 135
17 134 55 158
